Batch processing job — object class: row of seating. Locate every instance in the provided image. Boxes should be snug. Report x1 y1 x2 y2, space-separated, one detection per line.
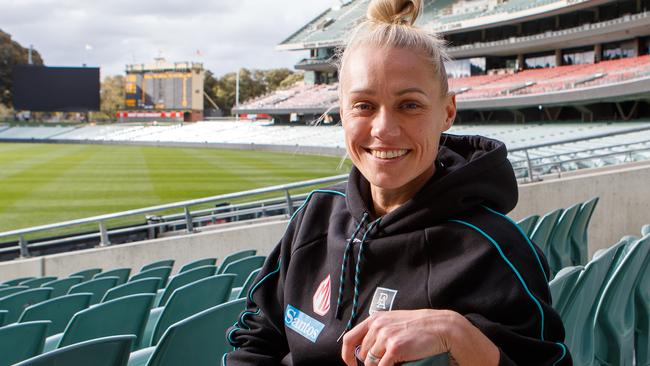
549 226 650 366
0 249 265 365
517 197 599 277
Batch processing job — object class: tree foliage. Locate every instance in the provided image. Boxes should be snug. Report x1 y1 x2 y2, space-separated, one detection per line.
0 29 44 107
96 75 125 122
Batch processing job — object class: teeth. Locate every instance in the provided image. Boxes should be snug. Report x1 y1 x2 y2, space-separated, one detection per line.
370 149 407 159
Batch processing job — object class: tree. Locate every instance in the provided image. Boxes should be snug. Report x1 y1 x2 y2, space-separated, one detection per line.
98 75 125 122
0 29 44 107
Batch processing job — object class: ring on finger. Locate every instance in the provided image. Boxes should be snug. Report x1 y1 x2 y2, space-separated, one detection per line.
366 351 381 364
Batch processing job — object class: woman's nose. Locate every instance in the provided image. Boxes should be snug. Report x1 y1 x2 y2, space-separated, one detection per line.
370 108 400 139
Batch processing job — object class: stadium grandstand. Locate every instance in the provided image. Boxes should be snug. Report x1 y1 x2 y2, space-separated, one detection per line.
236 0 650 124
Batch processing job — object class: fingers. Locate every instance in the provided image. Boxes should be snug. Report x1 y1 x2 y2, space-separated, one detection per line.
341 317 372 366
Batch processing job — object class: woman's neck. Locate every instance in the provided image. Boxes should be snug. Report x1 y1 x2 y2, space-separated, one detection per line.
370 166 435 216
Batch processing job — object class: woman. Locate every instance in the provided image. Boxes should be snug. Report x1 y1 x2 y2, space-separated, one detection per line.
225 0 571 365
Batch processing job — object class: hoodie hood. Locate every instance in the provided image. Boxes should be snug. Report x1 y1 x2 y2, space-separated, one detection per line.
345 134 518 235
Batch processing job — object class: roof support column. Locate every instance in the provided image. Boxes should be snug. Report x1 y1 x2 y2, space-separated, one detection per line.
574 105 593 122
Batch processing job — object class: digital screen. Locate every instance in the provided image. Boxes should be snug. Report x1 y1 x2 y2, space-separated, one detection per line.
12 66 100 111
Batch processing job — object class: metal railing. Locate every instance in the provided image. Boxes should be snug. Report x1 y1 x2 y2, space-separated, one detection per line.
0 174 348 257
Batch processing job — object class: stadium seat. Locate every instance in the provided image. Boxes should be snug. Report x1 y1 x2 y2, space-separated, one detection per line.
139 274 236 349
178 257 217 273
0 310 6 326
41 276 84 298
569 197 599 265
14 334 135 366
402 353 449 366
222 256 266 287
18 293 92 336
217 249 257 274
0 285 29 299
94 268 132 286
635 235 650 366
140 260 174 273
102 278 161 303
530 208 563 259
642 224 650 236
69 269 102 282
0 321 50 366
516 214 539 237
0 288 52 324
2 277 35 287
43 294 155 353
129 267 172 290
19 277 58 289
130 299 246 366
547 203 581 275
549 265 583 314
68 276 119 305
593 235 649 366
233 268 262 300
157 265 217 307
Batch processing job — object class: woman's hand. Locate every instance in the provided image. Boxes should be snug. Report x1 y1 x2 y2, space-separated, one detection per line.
340 309 499 366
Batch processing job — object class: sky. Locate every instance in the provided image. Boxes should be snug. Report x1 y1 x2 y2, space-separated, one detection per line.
0 0 334 79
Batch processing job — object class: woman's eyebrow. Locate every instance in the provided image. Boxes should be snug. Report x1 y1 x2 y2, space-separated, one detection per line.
395 87 428 96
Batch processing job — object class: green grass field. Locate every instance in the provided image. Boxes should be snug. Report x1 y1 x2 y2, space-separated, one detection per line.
0 143 349 233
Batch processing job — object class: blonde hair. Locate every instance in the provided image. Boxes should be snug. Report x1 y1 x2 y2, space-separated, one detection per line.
337 0 450 95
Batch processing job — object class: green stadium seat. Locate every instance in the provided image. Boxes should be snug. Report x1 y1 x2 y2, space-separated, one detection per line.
102 278 161 303
139 274 236 349
234 268 262 300
547 203 581 276
41 276 84 298
549 265 583 314
642 224 650 237
19 277 58 289
0 285 29 299
0 321 50 366
178 258 217 273
69 268 102 282
18 293 92 336
593 235 649 366
68 276 119 305
516 214 539 237
157 265 217 307
530 208 563 260
130 299 246 366
222 256 266 287
634 235 650 366
217 249 257 274
15 335 135 366
0 310 6 326
129 267 172 290
0 288 52 324
402 353 449 366
94 268 132 286
2 277 35 287
569 197 599 266
43 294 155 353
140 260 174 273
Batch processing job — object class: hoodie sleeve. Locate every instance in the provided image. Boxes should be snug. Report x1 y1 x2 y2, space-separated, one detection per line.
223 223 294 365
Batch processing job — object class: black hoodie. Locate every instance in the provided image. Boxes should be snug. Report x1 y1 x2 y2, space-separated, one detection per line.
224 135 572 366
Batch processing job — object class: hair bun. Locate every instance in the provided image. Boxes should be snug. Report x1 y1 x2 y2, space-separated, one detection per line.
367 0 422 26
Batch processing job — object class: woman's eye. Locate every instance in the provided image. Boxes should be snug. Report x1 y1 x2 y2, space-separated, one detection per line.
401 102 420 110
353 103 373 111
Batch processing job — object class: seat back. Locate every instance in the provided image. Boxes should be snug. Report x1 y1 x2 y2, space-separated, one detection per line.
402 353 450 366
129 267 172 289
179 258 217 273
569 197 599 265
0 288 52 324
238 268 262 299
18 293 92 336
0 310 6 326
102 278 161 303
547 203 581 275
0 321 50 366
634 239 650 366
642 224 650 236
40 277 84 298
516 215 539 237
549 265 583 314
2 277 34 287
94 268 131 286
222 256 266 288
0 285 29 299
19 277 58 289
58 293 154 350
530 208 563 259
159 265 217 307
140 260 174 272
593 235 649 365
152 274 236 345
69 269 102 282
148 299 246 366
68 277 119 305
13 334 135 366
217 250 257 274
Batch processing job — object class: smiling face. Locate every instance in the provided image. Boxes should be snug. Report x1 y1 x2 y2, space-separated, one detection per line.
340 45 456 200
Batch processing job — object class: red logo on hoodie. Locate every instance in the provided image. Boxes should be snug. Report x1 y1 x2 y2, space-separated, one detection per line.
313 274 331 316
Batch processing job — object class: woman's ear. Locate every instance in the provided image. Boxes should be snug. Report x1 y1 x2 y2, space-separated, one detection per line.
443 93 456 131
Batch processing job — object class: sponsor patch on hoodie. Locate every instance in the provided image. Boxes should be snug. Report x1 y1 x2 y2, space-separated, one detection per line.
313 274 331 316
285 304 325 343
369 287 398 314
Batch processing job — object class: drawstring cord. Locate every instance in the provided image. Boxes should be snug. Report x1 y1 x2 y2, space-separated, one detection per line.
335 212 368 320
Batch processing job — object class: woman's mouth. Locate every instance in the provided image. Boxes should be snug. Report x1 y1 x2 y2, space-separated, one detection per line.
368 149 409 159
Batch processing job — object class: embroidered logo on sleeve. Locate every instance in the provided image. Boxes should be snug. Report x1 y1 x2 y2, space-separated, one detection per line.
313 274 331 316
285 304 325 343
369 287 398 315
